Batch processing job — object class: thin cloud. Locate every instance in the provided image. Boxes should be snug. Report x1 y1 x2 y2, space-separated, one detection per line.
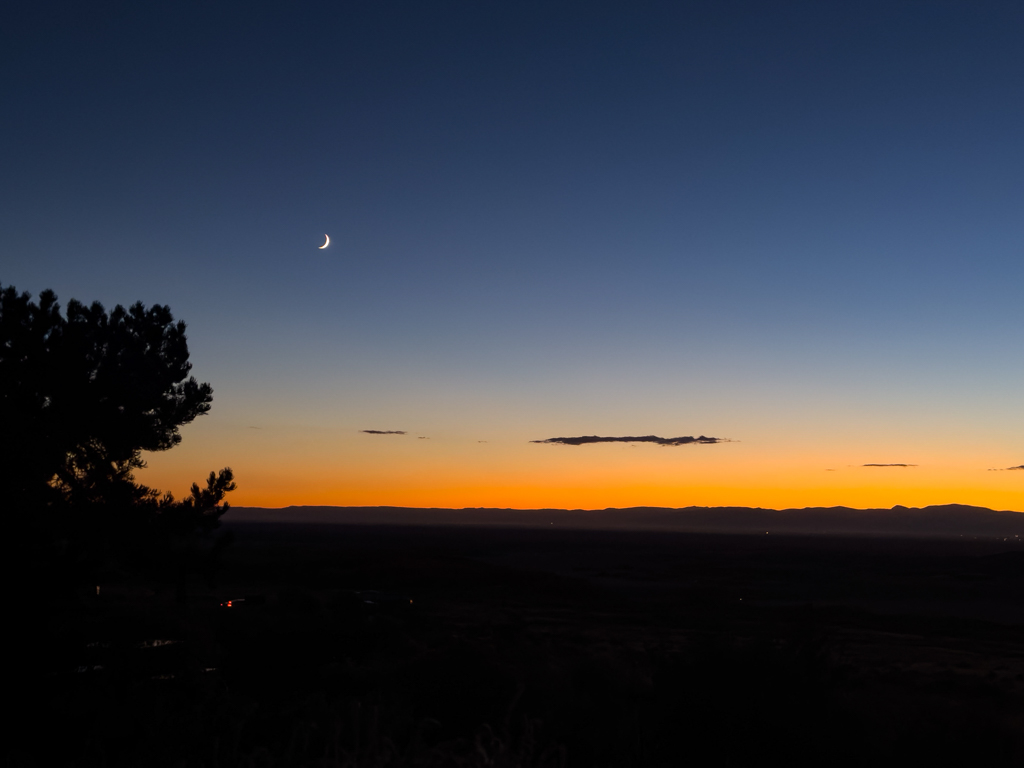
989 465 1024 471
418 436 429 440
531 434 727 447
361 430 407 435
862 463 916 467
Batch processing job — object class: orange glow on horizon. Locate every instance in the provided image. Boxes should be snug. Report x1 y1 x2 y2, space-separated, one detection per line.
136 420 1024 513
141 452 1024 513
226 484 1024 513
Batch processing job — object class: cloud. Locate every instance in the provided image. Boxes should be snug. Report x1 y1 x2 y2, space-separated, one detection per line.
531 434 727 447
418 436 429 440
989 465 1024 471
862 463 916 467
361 430 407 435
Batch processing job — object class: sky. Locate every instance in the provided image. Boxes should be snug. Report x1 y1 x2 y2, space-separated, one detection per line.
3 0 1023 511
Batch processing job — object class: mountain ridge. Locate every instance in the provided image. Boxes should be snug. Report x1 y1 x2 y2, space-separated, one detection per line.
228 503 1024 538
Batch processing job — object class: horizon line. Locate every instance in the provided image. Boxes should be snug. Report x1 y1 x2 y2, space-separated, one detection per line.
228 502 1024 514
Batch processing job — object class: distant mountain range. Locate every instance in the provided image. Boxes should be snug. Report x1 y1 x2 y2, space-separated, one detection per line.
228 504 1024 539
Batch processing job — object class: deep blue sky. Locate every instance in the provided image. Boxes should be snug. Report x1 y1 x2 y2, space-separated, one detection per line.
3 1 1023 508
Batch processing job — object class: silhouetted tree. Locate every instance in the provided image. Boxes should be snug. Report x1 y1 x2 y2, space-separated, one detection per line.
0 283 234 580
156 468 237 599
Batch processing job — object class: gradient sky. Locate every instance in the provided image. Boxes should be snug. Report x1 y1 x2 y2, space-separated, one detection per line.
3 1 1023 510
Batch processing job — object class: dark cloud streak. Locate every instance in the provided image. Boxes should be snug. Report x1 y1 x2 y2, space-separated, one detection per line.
361 430 407 435
862 463 916 467
531 434 727 447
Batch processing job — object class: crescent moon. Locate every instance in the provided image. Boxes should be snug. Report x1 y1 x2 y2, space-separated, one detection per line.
318 234 330 249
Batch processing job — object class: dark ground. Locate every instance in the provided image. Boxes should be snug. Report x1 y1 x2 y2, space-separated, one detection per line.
16 524 1024 766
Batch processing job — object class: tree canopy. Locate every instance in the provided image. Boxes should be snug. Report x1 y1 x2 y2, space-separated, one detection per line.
1 284 219 508
1 284 235 587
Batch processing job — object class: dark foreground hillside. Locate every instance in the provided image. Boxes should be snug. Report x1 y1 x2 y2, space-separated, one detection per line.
15 524 1024 767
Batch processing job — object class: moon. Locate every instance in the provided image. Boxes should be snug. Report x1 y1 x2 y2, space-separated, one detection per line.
318 234 330 249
